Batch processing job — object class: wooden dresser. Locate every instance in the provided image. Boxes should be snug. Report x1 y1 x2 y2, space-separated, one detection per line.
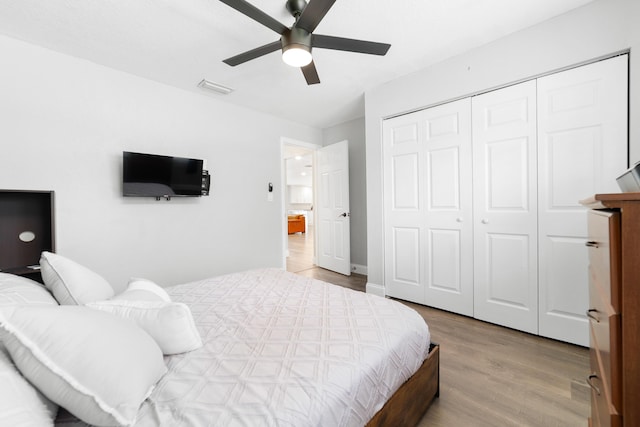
582 193 640 427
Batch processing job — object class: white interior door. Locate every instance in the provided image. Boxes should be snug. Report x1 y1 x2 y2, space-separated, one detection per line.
383 113 425 303
473 80 539 334
382 99 473 314
537 55 628 346
316 140 351 275
423 99 474 315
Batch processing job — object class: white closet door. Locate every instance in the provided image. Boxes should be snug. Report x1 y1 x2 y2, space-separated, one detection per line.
537 55 628 346
422 99 473 315
383 113 426 304
383 99 473 312
472 81 539 334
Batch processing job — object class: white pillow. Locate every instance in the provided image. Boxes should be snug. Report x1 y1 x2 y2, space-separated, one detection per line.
0 344 57 426
87 300 202 355
39 251 114 305
0 273 58 306
88 279 202 355
116 277 172 302
0 305 166 426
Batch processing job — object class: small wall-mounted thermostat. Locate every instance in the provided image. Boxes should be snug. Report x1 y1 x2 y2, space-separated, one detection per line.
267 182 274 202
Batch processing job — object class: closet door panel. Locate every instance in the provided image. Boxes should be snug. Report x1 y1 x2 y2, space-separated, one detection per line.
423 99 473 316
392 227 421 285
538 55 628 345
547 128 597 207
429 229 461 293
485 137 530 210
543 236 589 319
428 147 460 209
473 81 538 334
383 98 473 314
383 114 426 303
392 153 420 209
485 233 531 308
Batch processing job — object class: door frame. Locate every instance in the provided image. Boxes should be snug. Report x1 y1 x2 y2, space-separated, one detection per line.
280 137 321 269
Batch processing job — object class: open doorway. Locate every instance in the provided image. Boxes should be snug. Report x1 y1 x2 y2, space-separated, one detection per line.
281 139 353 277
282 140 318 272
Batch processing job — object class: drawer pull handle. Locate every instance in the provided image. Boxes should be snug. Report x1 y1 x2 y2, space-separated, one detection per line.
586 309 600 323
587 374 601 396
585 241 599 248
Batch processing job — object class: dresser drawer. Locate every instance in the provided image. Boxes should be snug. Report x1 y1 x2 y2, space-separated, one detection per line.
586 210 621 312
589 347 621 427
588 311 621 409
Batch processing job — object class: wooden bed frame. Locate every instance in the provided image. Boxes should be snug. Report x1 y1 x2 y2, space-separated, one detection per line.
367 343 440 427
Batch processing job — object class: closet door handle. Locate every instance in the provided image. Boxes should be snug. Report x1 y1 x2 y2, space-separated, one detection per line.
456 217 463 223
586 309 600 323
481 219 489 224
587 374 601 396
585 241 599 248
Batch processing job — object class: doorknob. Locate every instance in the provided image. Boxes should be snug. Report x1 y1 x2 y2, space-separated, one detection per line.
481 219 489 224
339 212 350 218
456 217 463 223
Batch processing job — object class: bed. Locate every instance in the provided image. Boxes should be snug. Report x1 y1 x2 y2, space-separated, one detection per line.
0 258 439 427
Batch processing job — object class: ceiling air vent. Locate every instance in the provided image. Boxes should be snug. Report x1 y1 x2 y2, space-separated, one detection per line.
197 79 234 95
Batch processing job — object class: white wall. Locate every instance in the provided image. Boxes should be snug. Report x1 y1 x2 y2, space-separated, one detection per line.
364 0 640 288
322 117 367 269
0 35 322 292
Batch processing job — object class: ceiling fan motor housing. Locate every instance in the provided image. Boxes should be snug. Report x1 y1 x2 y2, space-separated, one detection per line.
281 27 312 53
286 0 308 18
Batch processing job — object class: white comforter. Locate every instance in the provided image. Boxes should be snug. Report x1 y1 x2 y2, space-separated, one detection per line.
57 269 430 427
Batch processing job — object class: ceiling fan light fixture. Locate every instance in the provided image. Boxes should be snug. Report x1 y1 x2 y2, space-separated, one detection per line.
282 45 312 67
281 27 312 67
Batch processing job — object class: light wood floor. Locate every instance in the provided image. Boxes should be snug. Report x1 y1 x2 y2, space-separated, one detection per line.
286 230 591 426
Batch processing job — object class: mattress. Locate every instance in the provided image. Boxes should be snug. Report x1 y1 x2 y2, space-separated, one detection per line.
56 268 430 426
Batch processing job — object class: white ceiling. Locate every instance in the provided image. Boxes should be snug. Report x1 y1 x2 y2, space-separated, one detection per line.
286 154 313 187
0 0 594 129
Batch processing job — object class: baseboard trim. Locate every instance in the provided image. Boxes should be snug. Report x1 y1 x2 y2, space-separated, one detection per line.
350 263 368 275
366 282 385 297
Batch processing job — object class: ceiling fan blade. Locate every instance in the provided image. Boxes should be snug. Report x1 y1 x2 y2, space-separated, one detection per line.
219 0 288 35
301 61 320 85
313 34 391 55
223 40 282 66
295 0 336 33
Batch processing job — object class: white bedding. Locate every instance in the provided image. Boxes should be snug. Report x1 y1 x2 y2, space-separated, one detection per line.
56 268 430 426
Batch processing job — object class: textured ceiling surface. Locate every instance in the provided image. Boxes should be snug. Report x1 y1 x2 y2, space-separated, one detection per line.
0 0 594 128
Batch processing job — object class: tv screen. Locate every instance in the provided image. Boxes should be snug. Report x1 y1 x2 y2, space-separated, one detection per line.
123 151 204 197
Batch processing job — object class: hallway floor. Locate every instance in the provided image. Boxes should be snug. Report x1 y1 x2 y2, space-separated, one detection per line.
285 226 367 291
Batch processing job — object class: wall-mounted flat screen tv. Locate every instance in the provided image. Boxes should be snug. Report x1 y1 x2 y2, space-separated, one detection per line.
123 151 204 197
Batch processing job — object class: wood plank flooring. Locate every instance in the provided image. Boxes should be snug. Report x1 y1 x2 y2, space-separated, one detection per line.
286 230 591 426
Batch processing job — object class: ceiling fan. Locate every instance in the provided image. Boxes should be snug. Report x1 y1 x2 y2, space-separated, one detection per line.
219 0 391 85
